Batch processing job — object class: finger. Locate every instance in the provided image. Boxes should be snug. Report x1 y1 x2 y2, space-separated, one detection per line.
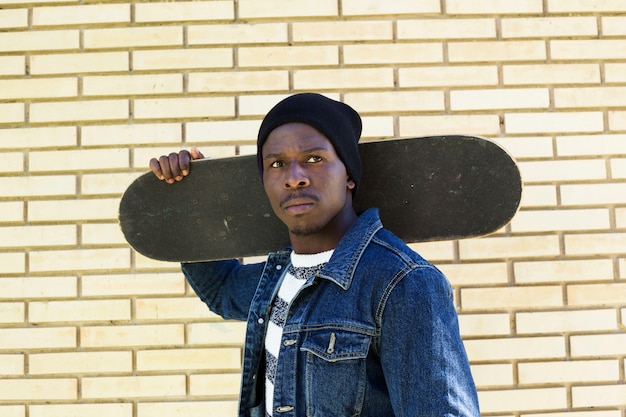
149 157 164 180
159 155 175 183
178 150 192 177
190 146 205 161
167 152 185 181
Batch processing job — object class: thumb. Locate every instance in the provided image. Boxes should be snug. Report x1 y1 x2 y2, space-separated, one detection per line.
190 146 205 160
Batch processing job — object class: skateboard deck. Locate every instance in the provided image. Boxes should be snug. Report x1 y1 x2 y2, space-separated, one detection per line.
119 135 522 262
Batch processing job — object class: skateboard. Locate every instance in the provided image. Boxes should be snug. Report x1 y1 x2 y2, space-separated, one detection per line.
119 135 522 262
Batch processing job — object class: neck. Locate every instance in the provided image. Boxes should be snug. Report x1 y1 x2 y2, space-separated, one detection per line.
289 207 357 255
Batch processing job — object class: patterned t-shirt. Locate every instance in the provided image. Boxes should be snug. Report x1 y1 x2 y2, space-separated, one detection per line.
264 249 333 417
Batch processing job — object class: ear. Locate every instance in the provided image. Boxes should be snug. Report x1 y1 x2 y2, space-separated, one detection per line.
347 178 356 190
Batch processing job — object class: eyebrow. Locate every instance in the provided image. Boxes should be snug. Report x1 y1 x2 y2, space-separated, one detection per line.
263 146 331 160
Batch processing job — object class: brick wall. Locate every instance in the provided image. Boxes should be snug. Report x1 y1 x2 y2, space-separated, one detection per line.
0 1 624 416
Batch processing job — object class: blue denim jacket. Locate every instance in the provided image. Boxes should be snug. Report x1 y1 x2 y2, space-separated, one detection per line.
182 208 479 417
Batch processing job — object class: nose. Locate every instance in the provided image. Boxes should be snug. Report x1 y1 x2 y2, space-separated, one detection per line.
284 163 310 189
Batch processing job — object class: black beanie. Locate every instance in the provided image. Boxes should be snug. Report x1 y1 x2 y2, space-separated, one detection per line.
257 93 363 192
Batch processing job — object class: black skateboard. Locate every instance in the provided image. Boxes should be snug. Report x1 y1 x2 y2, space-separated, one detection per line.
119 136 522 262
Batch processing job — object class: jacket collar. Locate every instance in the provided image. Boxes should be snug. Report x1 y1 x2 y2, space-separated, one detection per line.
318 208 383 290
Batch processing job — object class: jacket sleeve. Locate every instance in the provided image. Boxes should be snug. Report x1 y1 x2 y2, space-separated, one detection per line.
181 260 266 321
378 265 480 417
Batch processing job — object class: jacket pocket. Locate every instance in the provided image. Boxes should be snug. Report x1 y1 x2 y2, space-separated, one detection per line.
300 329 372 416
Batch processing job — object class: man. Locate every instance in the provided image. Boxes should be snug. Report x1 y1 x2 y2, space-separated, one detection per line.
151 93 480 417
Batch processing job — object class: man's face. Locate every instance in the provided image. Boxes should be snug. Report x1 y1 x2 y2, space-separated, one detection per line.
261 122 355 240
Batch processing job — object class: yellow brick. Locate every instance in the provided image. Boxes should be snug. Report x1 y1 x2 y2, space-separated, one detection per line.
571 333 626 357
189 373 240 397
344 91 444 113
0 225 76 248
28 199 120 222
30 403 132 417
565 233 626 256
464 336 565 361
556 134 626 156
239 45 337 68
82 375 185 399
360 116 394 139
29 300 130 324
135 1 233 22
447 0 542 14
83 74 183 97
408 240 456 262
515 259 613 284
137 348 241 371
605 63 626 82
0 406 24 417
33 4 129 26
30 99 128 123
0 30 78 53
507 111 604 134
185 120 262 143
30 51 128 75
572 384 626 408
137 401 238 417
0 277 77 300
0 354 23 375
399 66 498 87
29 248 130 273
81 123 180 146
0 151 24 173
133 97 234 120
0 175 76 197
0 201 24 222
519 159 606 182
511 209 609 233
437 262 508 286
294 68 394 90
400 114 501 136
0 302 24 324
451 88 549 111
0 327 76 350
343 43 443 65
503 64 600 85
29 351 132 375
548 0 626 13
81 223 126 245
133 48 233 71
188 71 289 93
81 273 185 297
568 283 626 307
0 9 27 28
516 309 617 334
449 41 546 62
494 137 554 159
0 77 76 100
478 387 566 413
136 297 214 321
397 18 495 39
555 87 626 108
471 364 514 387
293 21 392 42
461 286 563 310
85 26 182 48
613 158 626 178
458 313 511 336
0 126 76 149
609 111 626 130
502 17 597 38
239 0 337 18
617 209 626 229
459 235 560 260
188 23 287 45
0 55 25 76
238 93 292 116
81 324 184 348
562 183 626 205
187 322 247 345
0 379 77 401
81 172 141 196
0 252 25 274
0 102 24 123
551 39 626 60
520 359 618 384
29 148 129 172
342 0 440 15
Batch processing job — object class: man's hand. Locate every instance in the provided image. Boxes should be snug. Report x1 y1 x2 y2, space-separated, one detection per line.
149 146 205 183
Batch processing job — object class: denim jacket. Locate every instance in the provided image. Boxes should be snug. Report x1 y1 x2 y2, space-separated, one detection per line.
182 208 479 417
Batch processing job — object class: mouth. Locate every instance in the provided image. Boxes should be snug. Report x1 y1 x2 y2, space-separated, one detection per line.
280 193 318 215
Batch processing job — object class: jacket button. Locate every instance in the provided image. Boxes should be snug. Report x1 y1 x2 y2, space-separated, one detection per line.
257 318 264 324
276 405 294 413
276 265 282 270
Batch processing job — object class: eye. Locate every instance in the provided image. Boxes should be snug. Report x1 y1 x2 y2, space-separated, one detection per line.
269 160 284 168
307 155 323 163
